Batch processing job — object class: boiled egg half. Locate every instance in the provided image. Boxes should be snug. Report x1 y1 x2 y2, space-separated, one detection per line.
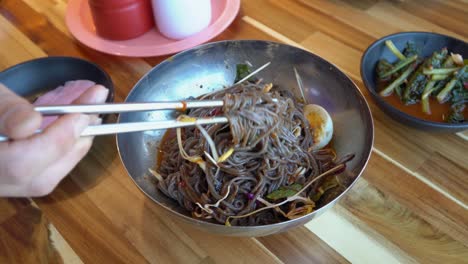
303 104 333 150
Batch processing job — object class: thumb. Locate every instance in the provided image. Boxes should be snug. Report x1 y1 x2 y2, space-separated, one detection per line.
0 83 42 139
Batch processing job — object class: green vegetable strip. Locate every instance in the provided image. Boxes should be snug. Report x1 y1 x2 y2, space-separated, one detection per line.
422 81 436 99
436 78 457 103
380 62 417 97
381 55 418 78
235 64 252 83
423 67 459 75
421 81 436 114
421 96 431 115
436 65 467 103
442 57 454 68
385 40 406 60
431 56 453 81
377 59 394 80
266 183 303 200
403 62 426 103
431 74 449 81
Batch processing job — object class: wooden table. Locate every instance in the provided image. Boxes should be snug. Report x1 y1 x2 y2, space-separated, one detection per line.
0 0 467 263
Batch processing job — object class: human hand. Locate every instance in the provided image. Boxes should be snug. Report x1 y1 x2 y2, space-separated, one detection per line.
0 83 109 197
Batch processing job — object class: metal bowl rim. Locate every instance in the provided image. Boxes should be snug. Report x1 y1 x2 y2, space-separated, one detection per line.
117 39 374 230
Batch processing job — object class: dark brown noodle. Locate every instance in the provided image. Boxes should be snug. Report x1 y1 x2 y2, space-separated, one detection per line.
156 82 353 226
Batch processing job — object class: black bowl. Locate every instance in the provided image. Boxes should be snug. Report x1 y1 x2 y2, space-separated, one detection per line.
361 32 467 132
0 56 114 102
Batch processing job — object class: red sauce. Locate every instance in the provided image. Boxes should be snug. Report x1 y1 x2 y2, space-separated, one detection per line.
383 93 466 123
377 81 467 123
156 129 176 168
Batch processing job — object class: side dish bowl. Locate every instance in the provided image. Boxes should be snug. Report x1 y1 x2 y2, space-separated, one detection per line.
361 31 468 132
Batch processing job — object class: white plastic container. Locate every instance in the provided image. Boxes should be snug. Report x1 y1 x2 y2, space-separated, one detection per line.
151 0 212 40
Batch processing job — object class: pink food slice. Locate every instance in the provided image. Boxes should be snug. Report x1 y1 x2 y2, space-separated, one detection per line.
34 80 96 128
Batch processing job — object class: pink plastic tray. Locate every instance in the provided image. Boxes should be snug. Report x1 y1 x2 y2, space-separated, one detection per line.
66 0 240 57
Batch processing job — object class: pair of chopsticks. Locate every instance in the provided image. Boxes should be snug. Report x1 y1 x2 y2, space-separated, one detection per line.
0 62 272 142
0 100 228 142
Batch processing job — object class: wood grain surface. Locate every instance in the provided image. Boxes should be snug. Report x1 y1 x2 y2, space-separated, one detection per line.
0 0 467 263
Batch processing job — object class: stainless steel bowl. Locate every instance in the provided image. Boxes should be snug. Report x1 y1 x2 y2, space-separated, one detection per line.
117 40 374 236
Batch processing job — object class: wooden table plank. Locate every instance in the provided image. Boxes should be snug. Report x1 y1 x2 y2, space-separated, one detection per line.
307 204 418 264
309 158 467 262
297 0 401 39
416 152 468 205
0 198 26 223
257 227 349 263
268 0 376 52
364 154 468 245
395 0 468 36
0 15 46 69
36 180 149 264
0 199 83 264
242 0 316 43
366 1 468 41
22 0 69 36
0 204 61 263
304 0 467 42
342 178 468 263
307 158 468 263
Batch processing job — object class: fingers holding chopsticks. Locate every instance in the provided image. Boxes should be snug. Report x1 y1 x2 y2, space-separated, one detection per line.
0 84 109 197
0 83 42 139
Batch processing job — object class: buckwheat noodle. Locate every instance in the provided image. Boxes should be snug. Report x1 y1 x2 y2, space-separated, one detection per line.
155 82 353 226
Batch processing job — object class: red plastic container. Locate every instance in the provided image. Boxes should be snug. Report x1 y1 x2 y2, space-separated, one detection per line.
88 0 154 40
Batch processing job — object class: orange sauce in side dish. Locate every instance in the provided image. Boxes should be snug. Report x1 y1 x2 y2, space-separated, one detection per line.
383 93 456 123
377 81 467 123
